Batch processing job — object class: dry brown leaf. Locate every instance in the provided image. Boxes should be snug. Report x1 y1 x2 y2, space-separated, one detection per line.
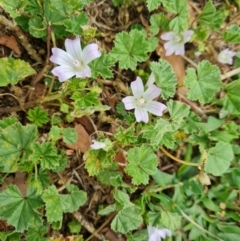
66 124 91 153
0 35 21 55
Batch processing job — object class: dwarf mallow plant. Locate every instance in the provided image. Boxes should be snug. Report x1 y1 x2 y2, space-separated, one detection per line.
122 76 167 123
161 30 194 56
50 36 101 82
217 48 236 65
148 226 172 241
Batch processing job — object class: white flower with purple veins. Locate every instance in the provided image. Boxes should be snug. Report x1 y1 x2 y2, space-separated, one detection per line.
217 48 236 65
148 226 171 241
50 36 101 82
161 30 194 56
90 140 106 150
122 76 167 123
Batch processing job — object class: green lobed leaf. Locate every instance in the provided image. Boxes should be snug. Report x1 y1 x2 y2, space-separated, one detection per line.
150 13 170 35
42 185 63 224
0 58 36 86
111 205 143 234
49 126 62 142
184 60 222 104
27 107 50 127
26 226 48 241
0 116 18 129
98 204 116 216
0 123 37 172
31 142 60 170
0 185 44 232
0 0 26 18
114 189 131 207
198 1 216 26
150 60 178 100
115 126 137 145
146 0 163 11
72 91 99 108
89 52 116 79
110 29 149 70
222 24 240 43
68 220 82 234
29 17 47 38
160 211 181 231
223 80 240 115
60 184 87 213
205 141 234 176
63 13 88 35
62 127 78 145
125 145 158 185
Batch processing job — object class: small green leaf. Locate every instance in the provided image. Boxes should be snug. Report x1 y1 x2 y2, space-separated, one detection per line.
42 185 63 224
31 142 60 170
222 24 240 43
49 126 62 142
150 60 178 100
0 123 37 172
160 211 181 231
125 146 158 185
184 60 222 104
146 0 163 11
205 142 234 176
0 0 26 18
0 185 44 232
223 80 240 115
111 205 143 234
98 204 116 215
0 58 36 86
150 13 169 35
62 127 78 145
26 226 48 241
89 52 116 79
68 219 82 234
28 107 49 127
110 29 149 70
60 184 87 213
0 116 18 129
114 189 131 206
198 1 216 25
29 17 47 38
72 91 99 108
115 126 137 145
63 13 88 35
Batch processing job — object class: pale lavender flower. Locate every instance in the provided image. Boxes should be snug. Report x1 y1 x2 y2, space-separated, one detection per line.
148 226 171 241
50 36 101 82
217 48 236 65
161 30 194 56
122 77 167 123
90 140 106 150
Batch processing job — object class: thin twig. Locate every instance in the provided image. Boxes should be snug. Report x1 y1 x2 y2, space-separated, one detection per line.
221 66 240 81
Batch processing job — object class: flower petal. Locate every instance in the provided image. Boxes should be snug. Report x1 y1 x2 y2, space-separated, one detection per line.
164 41 178 56
51 65 76 82
148 233 159 241
122 96 136 110
143 84 161 100
134 107 149 123
50 47 74 66
75 65 92 78
161 31 176 41
157 228 172 238
131 77 144 98
90 140 106 150
146 73 155 87
174 44 185 55
83 43 102 64
183 30 194 42
65 37 83 60
145 101 167 116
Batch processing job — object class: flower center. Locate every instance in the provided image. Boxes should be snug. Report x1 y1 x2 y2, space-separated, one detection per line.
73 60 83 70
137 98 145 107
174 34 183 43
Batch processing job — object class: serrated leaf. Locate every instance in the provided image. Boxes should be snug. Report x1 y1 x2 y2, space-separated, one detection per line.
0 116 18 129
205 142 234 176
0 123 37 172
72 91 99 108
0 0 26 18
115 126 137 145
160 211 181 231
223 80 240 115
150 13 169 35
26 226 48 241
50 0 85 15
114 189 131 206
110 29 149 70
49 126 62 142
89 52 115 78
27 107 49 126
42 185 63 224
150 60 177 100
31 142 60 170
63 13 88 35
184 60 222 104
29 17 47 38
111 205 143 234
198 1 216 25
125 146 158 185
0 185 43 232
60 184 87 213
0 58 36 86
146 0 163 11
169 0 189 33
222 24 240 43
98 204 116 215
167 100 190 131
62 127 78 144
